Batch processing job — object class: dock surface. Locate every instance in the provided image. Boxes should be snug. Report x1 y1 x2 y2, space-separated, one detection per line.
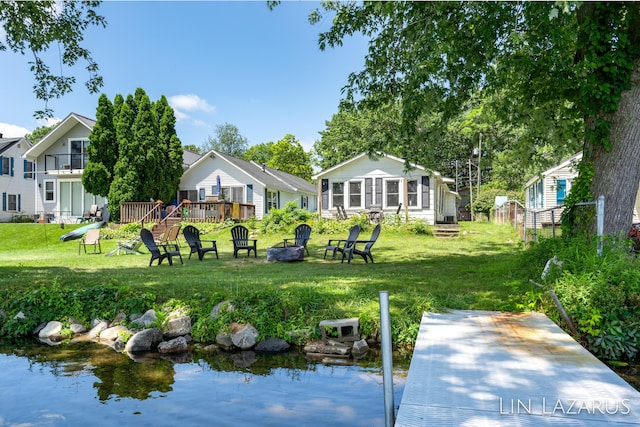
395 310 640 426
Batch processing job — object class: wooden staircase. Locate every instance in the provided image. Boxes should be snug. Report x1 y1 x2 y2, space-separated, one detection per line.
433 223 460 238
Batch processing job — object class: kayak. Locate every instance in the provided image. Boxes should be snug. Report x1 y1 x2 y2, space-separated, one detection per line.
60 221 105 242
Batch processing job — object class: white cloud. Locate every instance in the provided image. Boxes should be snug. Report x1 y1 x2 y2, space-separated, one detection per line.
0 122 30 137
168 94 216 114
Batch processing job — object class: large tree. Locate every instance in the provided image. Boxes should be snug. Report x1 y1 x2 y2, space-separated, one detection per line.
243 135 314 181
203 123 248 157
86 89 183 220
312 1 640 236
0 1 106 118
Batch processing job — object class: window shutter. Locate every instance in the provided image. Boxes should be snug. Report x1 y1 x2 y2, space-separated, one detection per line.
375 178 382 205
2 192 6 211
365 178 372 208
10 157 14 176
264 188 268 214
23 160 28 179
18 194 21 211
0 156 3 174
321 179 329 210
421 176 430 209
277 191 280 208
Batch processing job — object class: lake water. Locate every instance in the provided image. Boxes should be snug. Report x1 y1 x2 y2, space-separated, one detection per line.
0 340 409 427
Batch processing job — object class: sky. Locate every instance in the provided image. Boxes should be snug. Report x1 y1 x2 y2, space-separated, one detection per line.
0 1 370 152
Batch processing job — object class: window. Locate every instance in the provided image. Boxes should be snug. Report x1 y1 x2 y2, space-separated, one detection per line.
44 180 55 202
332 182 344 207
407 179 418 207
301 195 308 209
7 194 17 211
199 188 206 201
1 156 9 175
267 190 278 210
24 160 35 179
349 181 362 208
220 186 243 203
70 139 89 169
386 180 400 207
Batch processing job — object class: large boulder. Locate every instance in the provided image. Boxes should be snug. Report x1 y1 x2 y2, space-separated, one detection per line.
255 337 290 354
216 332 234 351
125 328 163 353
158 336 189 354
38 321 63 338
163 316 191 339
210 301 235 320
230 323 259 350
88 320 109 339
100 325 128 342
131 310 157 327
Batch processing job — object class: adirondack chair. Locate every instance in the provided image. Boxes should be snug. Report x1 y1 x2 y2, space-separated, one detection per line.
183 225 218 260
79 228 101 255
140 228 182 266
230 225 257 258
344 223 381 264
324 224 361 260
156 224 181 246
283 224 312 256
106 236 143 256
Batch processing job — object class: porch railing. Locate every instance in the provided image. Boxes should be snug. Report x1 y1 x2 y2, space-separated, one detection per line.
120 201 256 224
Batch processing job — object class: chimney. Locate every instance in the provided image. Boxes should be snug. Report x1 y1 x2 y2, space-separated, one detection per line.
0 133 3 138
262 163 266 172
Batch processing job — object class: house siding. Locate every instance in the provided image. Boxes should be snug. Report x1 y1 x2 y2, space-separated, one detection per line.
314 153 458 224
0 140 35 222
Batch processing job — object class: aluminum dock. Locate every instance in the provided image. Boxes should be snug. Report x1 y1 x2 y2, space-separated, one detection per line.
395 310 640 426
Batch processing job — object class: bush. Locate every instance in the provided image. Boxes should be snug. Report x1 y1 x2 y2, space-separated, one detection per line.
260 201 315 233
521 236 640 361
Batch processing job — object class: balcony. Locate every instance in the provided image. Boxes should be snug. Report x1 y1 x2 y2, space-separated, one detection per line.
43 153 88 174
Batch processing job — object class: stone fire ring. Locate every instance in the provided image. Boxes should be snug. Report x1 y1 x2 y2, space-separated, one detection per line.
266 245 304 262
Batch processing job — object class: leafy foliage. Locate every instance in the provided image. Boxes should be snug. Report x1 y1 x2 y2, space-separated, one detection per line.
521 236 640 361
0 1 106 118
203 123 248 157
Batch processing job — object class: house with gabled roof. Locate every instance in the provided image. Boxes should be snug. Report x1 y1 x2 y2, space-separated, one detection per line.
312 152 459 224
22 112 106 223
178 149 317 220
0 135 35 222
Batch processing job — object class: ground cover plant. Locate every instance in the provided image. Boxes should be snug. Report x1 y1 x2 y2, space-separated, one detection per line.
0 220 529 349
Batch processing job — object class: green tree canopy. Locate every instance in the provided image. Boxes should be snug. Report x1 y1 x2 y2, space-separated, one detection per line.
0 1 106 118
269 134 313 182
203 123 248 157
24 123 57 144
311 1 640 235
85 89 183 220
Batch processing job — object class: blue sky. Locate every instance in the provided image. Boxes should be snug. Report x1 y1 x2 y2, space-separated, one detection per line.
0 1 369 152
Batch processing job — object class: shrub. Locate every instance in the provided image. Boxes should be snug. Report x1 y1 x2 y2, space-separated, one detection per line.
521 235 640 361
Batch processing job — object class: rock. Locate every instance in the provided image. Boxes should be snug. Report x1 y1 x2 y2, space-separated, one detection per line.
203 344 220 353
100 325 127 342
14 311 26 319
38 321 63 338
216 332 234 351
351 339 370 358
158 336 189 354
125 328 163 353
303 340 351 356
112 337 126 352
255 337 290 354
70 323 87 334
110 312 127 326
32 321 48 336
230 323 259 350
89 321 109 339
210 301 235 320
163 316 191 339
131 310 157 327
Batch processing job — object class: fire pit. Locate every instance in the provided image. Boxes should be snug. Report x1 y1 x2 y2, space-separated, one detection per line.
266 245 304 262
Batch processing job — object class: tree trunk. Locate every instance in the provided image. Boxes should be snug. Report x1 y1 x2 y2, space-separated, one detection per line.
589 63 640 236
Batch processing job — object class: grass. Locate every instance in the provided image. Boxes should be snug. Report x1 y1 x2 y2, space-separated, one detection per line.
0 221 533 347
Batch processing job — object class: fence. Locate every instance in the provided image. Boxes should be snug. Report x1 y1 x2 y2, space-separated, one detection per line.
494 196 604 255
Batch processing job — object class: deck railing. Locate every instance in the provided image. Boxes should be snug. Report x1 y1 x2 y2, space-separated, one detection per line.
120 201 256 224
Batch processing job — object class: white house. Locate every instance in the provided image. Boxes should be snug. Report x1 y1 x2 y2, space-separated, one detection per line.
524 152 582 213
22 112 106 223
312 152 459 224
179 149 317 220
0 135 35 222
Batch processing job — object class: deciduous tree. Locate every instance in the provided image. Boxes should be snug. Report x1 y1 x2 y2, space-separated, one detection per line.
203 123 248 157
0 1 106 118
312 1 640 235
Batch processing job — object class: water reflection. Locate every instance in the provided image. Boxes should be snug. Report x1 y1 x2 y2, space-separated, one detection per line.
0 340 408 426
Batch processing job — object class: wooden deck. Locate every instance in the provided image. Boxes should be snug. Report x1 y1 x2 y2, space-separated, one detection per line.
395 310 640 426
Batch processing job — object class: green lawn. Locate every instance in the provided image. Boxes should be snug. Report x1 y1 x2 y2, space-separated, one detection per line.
0 221 533 347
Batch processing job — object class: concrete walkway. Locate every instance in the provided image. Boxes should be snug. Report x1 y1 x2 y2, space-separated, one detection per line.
395 310 640 426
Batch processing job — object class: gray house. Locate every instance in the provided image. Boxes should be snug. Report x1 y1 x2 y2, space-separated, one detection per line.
0 135 34 222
